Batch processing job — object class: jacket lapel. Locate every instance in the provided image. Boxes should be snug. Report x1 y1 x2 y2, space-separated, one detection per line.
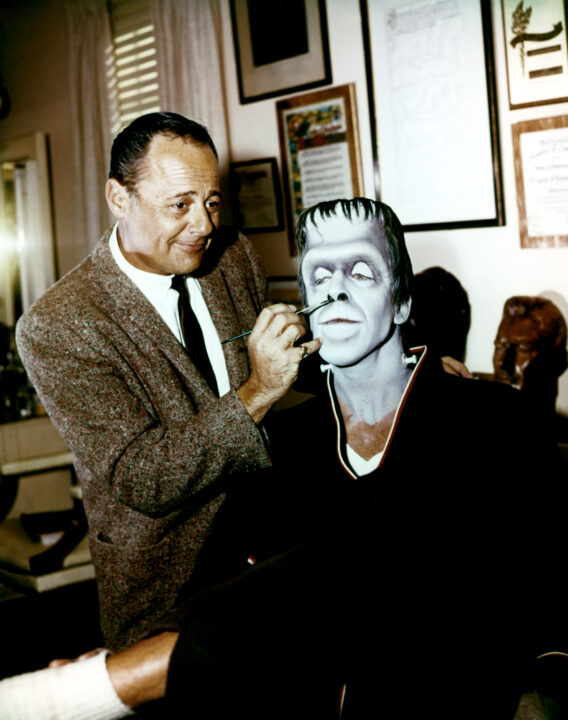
200 264 251 387
89 231 250 391
88 233 200 385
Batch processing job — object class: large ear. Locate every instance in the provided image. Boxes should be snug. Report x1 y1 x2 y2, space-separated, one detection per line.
105 178 130 218
394 296 412 325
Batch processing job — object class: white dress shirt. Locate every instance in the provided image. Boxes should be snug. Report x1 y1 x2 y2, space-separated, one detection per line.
109 224 230 396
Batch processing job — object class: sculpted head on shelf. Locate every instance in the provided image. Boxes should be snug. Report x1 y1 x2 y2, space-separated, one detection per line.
493 296 567 403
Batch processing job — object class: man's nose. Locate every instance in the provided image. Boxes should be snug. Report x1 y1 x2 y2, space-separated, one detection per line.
326 272 350 302
189 204 214 237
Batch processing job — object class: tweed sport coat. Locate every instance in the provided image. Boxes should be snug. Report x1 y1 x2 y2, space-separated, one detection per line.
16 226 272 650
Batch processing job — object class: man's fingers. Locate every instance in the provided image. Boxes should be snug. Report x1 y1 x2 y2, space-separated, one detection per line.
298 338 323 360
441 355 472 378
252 303 296 335
47 648 106 669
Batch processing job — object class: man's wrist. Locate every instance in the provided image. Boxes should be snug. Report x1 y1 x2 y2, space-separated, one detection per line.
107 632 179 709
237 378 276 424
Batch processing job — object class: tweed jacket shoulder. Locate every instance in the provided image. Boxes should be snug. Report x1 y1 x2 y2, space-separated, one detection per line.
16 226 272 650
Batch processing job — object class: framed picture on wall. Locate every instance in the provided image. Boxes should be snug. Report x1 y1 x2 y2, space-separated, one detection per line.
276 83 363 255
501 0 568 109
360 0 504 230
229 0 332 104
512 115 568 248
229 158 284 233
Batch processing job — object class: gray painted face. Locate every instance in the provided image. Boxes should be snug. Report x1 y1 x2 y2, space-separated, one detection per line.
301 212 410 368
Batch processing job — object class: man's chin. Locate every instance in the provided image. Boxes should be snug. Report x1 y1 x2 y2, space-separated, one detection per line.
319 348 363 369
171 248 206 275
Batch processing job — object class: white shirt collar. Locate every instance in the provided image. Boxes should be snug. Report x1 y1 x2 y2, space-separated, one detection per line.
107 224 230 396
108 223 194 294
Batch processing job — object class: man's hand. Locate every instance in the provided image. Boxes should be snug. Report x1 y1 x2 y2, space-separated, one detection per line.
441 356 472 378
237 304 322 423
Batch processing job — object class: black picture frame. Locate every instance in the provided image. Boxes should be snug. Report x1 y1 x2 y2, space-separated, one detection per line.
360 0 504 231
229 157 285 233
229 0 332 104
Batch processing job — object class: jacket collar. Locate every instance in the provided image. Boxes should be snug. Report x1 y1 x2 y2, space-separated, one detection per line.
325 346 428 479
89 227 251 391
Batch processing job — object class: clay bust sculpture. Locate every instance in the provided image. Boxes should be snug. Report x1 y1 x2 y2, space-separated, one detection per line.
493 296 568 440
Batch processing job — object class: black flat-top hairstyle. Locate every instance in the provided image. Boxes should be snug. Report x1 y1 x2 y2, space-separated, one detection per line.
296 197 413 312
109 111 218 195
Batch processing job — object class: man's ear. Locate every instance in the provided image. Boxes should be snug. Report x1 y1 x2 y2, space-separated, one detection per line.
394 297 412 325
105 178 130 218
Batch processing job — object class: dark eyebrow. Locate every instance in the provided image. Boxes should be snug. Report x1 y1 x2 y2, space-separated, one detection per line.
308 253 381 268
167 190 223 201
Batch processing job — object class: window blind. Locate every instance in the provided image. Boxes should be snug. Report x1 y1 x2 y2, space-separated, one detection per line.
107 0 160 134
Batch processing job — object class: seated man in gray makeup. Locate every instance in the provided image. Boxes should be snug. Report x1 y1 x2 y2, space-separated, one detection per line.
3 199 567 720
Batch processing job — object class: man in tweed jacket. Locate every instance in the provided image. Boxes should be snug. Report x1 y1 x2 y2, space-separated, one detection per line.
16 112 319 651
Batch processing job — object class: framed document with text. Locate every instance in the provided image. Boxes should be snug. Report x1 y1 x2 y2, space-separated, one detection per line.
512 115 568 248
361 0 504 230
276 84 363 254
229 158 284 233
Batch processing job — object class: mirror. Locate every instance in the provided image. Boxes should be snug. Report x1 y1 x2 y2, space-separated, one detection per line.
0 132 56 325
0 132 56 421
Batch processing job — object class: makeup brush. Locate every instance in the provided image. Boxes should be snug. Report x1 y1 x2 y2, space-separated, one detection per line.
221 296 334 344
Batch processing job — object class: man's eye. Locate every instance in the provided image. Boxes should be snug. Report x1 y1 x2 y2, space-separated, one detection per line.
206 199 221 211
174 202 187 210
313 267 332 286
351 261 374 281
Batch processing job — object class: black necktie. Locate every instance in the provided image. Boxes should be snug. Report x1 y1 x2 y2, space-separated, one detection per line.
171 275 218 396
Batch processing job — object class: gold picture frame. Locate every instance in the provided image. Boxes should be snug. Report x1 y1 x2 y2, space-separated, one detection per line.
512 114 568 248
276 84 363 255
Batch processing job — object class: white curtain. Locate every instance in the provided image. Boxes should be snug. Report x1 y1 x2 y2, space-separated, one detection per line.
63 0 115 257
151 0 231 192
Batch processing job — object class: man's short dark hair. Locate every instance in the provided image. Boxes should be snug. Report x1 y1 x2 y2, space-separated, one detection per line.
406 266 471 361
108 111 218 195
295 198 413 312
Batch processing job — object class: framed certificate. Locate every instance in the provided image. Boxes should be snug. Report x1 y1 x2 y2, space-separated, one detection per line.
512 115 568 248
229 158 284 233
361 0 504 230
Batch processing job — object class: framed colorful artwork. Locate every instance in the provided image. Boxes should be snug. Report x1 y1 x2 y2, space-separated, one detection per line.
276 83 363 254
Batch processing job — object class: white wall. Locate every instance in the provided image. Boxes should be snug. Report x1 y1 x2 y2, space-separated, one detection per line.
219 0 568 415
